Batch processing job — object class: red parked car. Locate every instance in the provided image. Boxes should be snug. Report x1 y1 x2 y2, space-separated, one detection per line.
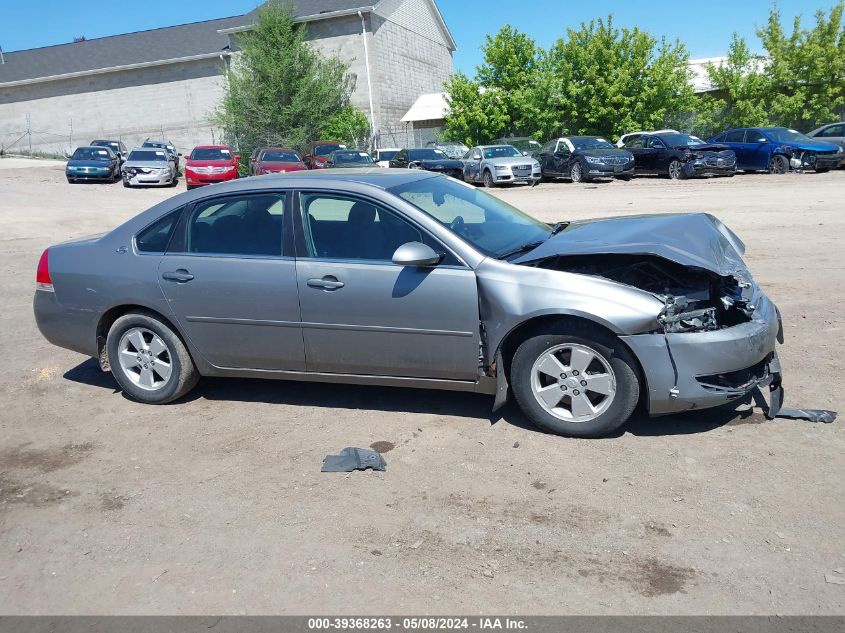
250 148 307 175
304 140 347 169
185 145 240 190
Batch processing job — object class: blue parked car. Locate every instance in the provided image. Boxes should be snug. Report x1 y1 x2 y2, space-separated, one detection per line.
65 146 121 183
709 127 844 173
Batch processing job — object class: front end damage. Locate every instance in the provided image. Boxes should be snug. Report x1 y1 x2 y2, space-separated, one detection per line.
509 213 835 422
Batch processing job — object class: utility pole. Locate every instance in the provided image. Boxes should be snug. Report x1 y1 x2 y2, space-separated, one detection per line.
26 113 32 156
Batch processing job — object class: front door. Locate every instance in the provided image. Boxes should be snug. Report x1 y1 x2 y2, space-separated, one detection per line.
295 192 480 380
157 191 306 371
464 148 483 182
626 137 655 173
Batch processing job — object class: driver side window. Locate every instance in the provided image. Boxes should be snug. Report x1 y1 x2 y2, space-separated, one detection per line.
646 137 665 149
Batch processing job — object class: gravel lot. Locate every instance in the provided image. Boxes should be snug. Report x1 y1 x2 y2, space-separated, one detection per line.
0 159 843 615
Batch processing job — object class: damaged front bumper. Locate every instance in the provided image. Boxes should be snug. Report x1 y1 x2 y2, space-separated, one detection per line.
621 292 782 415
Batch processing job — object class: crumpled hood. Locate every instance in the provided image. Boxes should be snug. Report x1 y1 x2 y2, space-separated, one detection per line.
672 143 730 152
514 213 748 277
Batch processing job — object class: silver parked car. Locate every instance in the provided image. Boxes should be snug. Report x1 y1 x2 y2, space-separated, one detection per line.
807 122 845 164
121 148 178 188
34 170 786 437
463 144 542 187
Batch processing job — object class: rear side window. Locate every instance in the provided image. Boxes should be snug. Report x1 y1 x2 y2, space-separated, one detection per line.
724 130 745 142
136 210 180 253
186 193 286 257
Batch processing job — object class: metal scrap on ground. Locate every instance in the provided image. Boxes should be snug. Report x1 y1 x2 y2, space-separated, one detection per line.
321 447 387 473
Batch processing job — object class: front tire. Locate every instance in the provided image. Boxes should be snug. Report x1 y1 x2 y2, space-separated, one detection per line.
668 159 684 180
570 161 585 183
482 169 495 188
510 325 640 437
106 311 199 404
769 154 789 174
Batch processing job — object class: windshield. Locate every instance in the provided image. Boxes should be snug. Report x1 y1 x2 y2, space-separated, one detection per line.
91 141 119 152
483 145 523 159
508 139 542 152
190 148 232 161
143 142 173 152
314 144 345 156
764 128 814 143
332 151 374 164
389 176 551 258
409 149 449 160
261 150 301 162
437 144 468 158
127 150 168 162
660 134 705 147
571 137 614 150
72 147 112 161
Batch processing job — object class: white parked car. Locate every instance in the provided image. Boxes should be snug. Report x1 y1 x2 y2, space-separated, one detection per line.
371 148 401 168
616 129 680 148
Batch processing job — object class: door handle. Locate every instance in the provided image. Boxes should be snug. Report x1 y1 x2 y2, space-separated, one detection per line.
307 276 345 291
162 269 195 283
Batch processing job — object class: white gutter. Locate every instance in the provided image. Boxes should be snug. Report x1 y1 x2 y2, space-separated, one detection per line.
357 10 376 133
217 6 375 35
0 51 232 88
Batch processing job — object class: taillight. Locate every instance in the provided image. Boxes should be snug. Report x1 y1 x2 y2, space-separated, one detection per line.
36 249 53 290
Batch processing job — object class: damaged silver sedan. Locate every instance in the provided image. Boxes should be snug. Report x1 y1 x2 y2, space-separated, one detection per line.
34 170 799 437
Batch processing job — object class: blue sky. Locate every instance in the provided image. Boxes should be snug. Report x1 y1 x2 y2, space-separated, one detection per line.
1 0 840 73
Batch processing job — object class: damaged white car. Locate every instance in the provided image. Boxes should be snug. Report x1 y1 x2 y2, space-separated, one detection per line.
34 171 834 437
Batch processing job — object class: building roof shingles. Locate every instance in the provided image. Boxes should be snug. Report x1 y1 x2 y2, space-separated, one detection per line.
0 1 371 84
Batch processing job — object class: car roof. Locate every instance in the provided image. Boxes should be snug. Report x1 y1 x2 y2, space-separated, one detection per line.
259 147 299 153
237 168 437 191
193 145 231 150
375 147 401 151
75 145 113 151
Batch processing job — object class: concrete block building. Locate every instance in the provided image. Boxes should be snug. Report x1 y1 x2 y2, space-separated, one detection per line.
0 0 455 156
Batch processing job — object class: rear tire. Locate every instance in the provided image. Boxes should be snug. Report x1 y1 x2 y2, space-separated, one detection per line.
106 311 199 404
510 324 640 437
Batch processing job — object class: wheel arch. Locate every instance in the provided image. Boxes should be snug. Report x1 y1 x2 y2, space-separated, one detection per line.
494 313 648 409
96 304 190 371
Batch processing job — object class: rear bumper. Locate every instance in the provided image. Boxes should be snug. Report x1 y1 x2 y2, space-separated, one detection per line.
33 289 98 357
621 293 782 415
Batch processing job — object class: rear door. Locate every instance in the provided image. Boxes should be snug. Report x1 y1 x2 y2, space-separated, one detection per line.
722 129 749 167
294 191 480 380
157 191 305 371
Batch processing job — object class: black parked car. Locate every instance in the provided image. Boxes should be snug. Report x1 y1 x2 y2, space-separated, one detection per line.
388 148 463 179
622 133 736 179
535 136 635 182
90 139 128 163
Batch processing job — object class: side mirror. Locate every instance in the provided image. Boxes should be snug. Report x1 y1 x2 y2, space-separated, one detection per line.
392 242 442 267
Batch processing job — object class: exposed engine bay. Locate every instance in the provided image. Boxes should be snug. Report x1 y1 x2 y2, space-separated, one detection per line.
529 253 756 333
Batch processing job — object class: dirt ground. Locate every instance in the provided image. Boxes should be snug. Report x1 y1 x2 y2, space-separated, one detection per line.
0 159 843 615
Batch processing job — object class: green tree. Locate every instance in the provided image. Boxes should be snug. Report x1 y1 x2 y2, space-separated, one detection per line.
546 16 695 137
444 26 551 144
758 2 845 129
319 105 371 148
215 0 356 165
698 2 845 135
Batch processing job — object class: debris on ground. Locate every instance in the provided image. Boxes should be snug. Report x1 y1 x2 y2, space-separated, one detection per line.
321 447 386 473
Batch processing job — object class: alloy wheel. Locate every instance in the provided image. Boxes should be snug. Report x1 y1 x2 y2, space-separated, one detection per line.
668 160 683 179
529 343 616 423
769 155 788 174
117 327 173 391
571 163 583 182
